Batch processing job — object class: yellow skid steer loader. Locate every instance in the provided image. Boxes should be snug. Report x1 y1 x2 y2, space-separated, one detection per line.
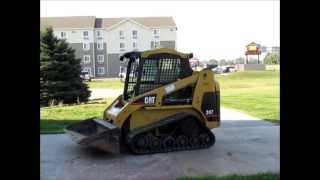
65 48 220 154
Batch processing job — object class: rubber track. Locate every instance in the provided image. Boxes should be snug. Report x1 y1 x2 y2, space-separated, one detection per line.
126 112 215 154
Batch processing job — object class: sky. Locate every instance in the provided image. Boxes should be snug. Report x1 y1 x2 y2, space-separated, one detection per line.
41 0 280 61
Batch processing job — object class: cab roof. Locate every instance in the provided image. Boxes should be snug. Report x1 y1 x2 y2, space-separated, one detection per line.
120 48 193 61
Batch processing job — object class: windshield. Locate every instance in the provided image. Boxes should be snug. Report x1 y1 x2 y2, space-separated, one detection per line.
123 57 182 100
123 53 192 101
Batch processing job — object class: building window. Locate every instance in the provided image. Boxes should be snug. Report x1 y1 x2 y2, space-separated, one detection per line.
83 43 90 50
120 42 125 51
133 42 138 50
170 27 177 31
155 41 160 48
83 31 89 40
97 42 104 50
153 29 160 38
97 67 105 75
119 30 124 39
60 32 66 39
96 30 103 40
83 55 91 64
132 30 138 39
151 41 160 49
96 30 101 36
83 67 92 76
97 55 104 64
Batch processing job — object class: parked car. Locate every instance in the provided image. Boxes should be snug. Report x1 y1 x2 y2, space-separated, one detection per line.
80 71 92 81
212 67 224 74
223 66 236 73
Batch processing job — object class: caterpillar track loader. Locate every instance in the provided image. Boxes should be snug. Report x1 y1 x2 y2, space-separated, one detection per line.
65 48 220 154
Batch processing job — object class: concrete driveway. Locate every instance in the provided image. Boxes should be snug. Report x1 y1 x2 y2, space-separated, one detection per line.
40 108 279 180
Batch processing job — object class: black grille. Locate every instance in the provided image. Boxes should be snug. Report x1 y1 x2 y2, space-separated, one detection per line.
159 58 181 83
138 58 181 94
123 52 193 100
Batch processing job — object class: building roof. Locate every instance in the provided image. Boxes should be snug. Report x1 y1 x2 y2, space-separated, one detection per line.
41 16 176 29
100 17 176 29
41 16 96 29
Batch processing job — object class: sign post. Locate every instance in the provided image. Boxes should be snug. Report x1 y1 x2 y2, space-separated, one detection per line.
245 42 262 64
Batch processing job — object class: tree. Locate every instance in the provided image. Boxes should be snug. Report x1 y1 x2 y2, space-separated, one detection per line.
235 57 245 64
219 59 227 66
226 59 235 65
209 59 219 65
40 27 91 106
263 53 280 64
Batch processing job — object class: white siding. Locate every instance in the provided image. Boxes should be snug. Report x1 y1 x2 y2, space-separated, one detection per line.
158 27 177 42
51 20 176 54
106 21 152 54
53 28 95 43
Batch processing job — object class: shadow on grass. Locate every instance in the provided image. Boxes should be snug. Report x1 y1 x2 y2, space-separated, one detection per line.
85 98 109 104
40 119 82 134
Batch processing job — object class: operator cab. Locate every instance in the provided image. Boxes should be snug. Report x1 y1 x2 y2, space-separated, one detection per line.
120 48 194 101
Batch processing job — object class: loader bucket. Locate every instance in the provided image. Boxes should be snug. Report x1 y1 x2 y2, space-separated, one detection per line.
64 119 121 153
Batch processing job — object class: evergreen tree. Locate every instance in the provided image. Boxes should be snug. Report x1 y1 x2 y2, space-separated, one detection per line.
40 27 90 106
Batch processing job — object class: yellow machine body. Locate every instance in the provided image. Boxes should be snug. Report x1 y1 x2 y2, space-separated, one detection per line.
104 69 220 130
65 48 220 154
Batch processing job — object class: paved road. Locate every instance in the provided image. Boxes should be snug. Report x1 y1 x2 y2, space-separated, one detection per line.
41 108 279 180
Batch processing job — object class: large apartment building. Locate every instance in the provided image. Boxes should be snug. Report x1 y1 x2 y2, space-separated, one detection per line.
41 16 177 77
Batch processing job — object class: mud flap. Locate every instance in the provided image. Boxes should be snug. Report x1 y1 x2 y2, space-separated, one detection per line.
64 119 122 153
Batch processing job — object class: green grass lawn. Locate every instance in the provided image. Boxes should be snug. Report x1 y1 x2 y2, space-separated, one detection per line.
40 98 113 133
216 71 279 123
86 78 123 89
177 172 279 180
40 70 279 133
